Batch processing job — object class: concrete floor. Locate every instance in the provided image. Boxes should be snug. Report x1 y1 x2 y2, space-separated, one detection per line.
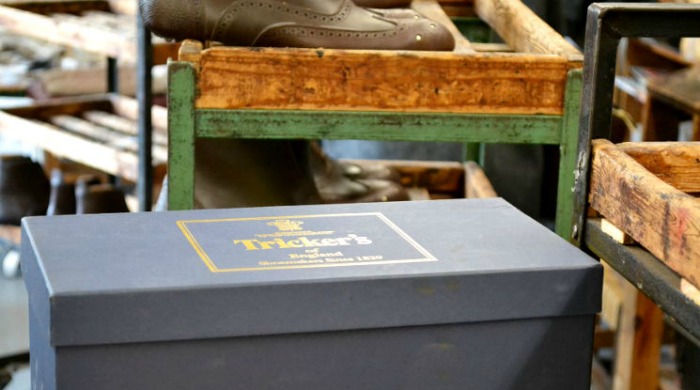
0 276 28 360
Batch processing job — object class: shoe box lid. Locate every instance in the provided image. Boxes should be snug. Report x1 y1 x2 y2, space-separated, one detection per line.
21 198 601 348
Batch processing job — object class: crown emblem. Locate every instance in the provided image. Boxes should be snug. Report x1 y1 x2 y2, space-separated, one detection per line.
267 219 304 232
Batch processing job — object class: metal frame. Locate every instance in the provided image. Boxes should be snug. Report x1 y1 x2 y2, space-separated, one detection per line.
166 62 583 241
106 16 154 211
577 3 700 340
137 16 154 211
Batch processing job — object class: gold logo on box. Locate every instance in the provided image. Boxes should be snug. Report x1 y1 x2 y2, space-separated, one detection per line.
177 212 437 273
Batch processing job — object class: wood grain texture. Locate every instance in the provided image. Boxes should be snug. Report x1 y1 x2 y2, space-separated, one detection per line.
193 47 573 114
629 293 663 390
0 111 142 181
0 3 179 64
601 218 635 245
617 142 700 193
464 161 497 198
590 139 700 289
603 261 663 390
474 0 581 60
647 66 700 114
0 95 167 182
0 0 109 15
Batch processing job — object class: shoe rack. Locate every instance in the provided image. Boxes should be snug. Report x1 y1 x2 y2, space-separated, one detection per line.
0 0 179 211
166 0 584 243
576 4 700 389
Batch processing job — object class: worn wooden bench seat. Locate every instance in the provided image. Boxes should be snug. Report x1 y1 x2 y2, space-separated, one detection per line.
167 0 582 240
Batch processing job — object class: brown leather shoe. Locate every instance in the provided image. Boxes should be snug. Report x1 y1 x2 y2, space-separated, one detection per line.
0 156 50 225
139 0 454 51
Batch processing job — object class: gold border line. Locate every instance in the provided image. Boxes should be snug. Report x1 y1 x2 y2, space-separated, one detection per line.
177 212 438 273
176 221 219 272
209 258 438 273
176 212 384 225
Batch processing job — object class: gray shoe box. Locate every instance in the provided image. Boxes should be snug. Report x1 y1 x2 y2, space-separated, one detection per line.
21 198 601 389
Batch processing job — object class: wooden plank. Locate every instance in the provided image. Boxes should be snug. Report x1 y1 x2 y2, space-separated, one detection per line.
474 0 581 61
83 111 169 146
601 218 636 245
406 187 432 200
647 66 700 113
29 66 168 98
629 293 664 390
46 114 167 162
0 0 109 15
0 3 178 64
472 43 512 52
0 5 135 61
2 95 113 119
0 111 141 181
610 263 639 390
178 39 203 70
464 161 496 198
617 142 700 193
412 0 474 53
589 139 700 288
109 94 168 134
603 261 663 390
601 261 625 332
194 47 573 114
153 42 181 65
106 0 136 15
681 278 700 306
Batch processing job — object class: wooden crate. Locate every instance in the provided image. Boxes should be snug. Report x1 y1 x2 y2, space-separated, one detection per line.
178 0 582 115
0 94 167 182
0 0 179 64
167 0 580 241
340 159 496 200
589 139 700 288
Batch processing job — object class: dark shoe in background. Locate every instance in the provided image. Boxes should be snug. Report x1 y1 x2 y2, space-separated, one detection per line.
0 156 50 225
47 169 76 216
75 177 130 214
48 171 109 215
195 139 323 209
139 0 454 51
311 142 408 203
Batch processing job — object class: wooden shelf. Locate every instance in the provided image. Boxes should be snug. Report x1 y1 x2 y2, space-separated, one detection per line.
0 0 180 64
589 139 700 288
0 94 167 182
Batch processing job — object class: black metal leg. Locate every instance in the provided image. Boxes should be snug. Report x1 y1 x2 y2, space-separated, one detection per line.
137 13 154 211
107 57 119 94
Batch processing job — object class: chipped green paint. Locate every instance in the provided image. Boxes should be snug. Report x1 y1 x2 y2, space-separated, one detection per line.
195 110 563 144
167 62 196 210
555 69 583 242
167 62 583 244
